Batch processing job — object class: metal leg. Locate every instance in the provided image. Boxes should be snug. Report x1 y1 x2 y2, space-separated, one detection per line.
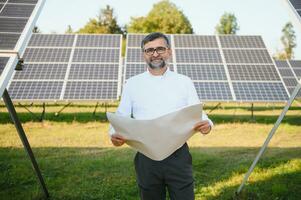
208 102 221 114
236 81 301 194
18 102 41 121
40 102 46 122
54 102 72 116
251 103 255 121
2 89 49 199
93 102 99 116
17 102 46 122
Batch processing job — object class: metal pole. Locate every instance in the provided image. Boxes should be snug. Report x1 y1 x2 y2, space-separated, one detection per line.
236 81 301 194
93 102 99 116
40 102 46 122
251 103 254 120
18 102 41 121
54 102 72 116
2 89 49 199
208 102 221 114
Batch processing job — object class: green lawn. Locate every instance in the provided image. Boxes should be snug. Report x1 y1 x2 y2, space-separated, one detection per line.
0 102 300 199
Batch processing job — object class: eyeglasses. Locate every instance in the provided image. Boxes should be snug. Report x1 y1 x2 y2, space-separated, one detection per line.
143 46 168 55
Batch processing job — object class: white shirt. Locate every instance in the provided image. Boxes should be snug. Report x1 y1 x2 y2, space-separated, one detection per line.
109 68 213 135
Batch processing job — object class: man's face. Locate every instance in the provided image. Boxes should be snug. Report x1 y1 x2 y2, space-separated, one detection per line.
142 38 171 69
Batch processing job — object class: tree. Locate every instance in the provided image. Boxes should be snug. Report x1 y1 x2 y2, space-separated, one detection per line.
215 12 239 34
127 0 193 34
65 25 74 34
78 5 122 34
274 22 296 60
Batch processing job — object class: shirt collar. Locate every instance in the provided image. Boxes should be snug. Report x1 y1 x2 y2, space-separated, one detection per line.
146 66 171 79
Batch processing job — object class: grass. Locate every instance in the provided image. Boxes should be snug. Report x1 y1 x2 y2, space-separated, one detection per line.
0 102 300 199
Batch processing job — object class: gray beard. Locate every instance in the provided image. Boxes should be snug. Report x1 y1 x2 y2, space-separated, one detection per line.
147 59 166 69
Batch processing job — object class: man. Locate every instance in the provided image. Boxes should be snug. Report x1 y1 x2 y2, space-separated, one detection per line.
109 32 213 200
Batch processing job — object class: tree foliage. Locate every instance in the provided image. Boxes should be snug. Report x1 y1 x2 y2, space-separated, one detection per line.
127 0 193 34
274 22 296 60
65 25 74 34
215 12 239 34
78 5 122 34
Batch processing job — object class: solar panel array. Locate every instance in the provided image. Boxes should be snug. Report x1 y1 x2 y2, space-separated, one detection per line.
288 0 301 19
125 34 289 102
0 0 45 97
275 60 301 97
8 34 123 101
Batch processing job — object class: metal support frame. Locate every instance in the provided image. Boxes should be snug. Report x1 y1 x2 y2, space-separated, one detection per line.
208 102 221 114
250 103 255 121
18 102 46 121
54 102 72 116
2 89 49 199
104 102 108 113
236 81 301 195
93 102 99 116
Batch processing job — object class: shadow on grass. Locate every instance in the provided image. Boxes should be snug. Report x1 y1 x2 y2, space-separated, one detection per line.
0 111 300 126
0 146 300 199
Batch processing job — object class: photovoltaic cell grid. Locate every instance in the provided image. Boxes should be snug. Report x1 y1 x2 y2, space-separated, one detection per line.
0 56 9 76
0 0 38 50
9 34 122 101
124 34 174 80
288 60 301 79
288 0 301 19
275 60 301 98
173 35 288 102
0 0 44 98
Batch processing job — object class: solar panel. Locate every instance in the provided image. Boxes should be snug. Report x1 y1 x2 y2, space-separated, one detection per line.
275 60 301 97
0 4 35 17
194 82 233 101
0 0 45 97
219 35 266 48
288 60 301 79
68 64 119 80
173 35 218 48
288 0 301 13
63 81 118 100
286 0 301 31
28 34 75 47
76 34 121 47
223 49 273 64
13 63 68 80
124 34 289 102
72 49 120 63
176 49 222 63
9 33 123 101
177 64 227 80
0 56 9 75
0 33 21 50
233 82 290 101
9 81 63 100
227 64 280 81
23 48 72 62
220 35 288 102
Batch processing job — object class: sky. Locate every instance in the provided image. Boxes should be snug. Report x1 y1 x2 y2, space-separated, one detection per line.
36 0 301 59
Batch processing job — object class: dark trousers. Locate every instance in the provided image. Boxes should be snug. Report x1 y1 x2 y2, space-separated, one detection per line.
134 143 194 200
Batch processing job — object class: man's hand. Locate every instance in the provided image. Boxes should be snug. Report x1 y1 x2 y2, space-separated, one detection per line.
193 120 211 135
111 134 126 147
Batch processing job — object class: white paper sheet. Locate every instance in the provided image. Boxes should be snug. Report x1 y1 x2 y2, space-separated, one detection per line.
107 103 202 161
